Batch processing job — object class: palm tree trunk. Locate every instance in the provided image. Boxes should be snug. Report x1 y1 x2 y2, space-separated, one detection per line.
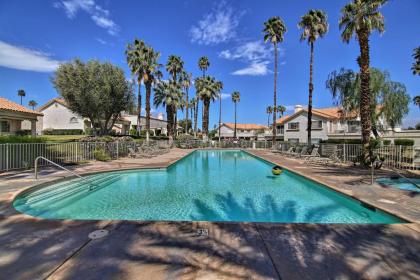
203 99 210 137
137 80 142 135
218 95 222 141
307 42 314 145
20 96 23 105
234 102 237 138
272 43 278 144
145 82 151 142
357 29 372 151
267 113 270 127
173 107 177 139
194 102 198 138
185 88 189 134
166 105 173 140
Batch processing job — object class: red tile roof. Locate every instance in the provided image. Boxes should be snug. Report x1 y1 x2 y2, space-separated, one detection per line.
223 123 267 130
0 97 43 116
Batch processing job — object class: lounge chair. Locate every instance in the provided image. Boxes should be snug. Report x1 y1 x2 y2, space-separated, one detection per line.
302 146 320 161
295 146 309 158
286 146 301 157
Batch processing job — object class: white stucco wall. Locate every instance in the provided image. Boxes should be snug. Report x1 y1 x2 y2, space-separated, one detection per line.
41 102 84 131
284 113 329 143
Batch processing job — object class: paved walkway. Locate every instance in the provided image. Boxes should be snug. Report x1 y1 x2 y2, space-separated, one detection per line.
0 148 419 279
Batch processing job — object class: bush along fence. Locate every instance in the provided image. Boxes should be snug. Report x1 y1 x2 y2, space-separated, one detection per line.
0 140 419 171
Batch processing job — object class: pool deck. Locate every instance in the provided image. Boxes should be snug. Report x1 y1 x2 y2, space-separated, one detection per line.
0 148 419 279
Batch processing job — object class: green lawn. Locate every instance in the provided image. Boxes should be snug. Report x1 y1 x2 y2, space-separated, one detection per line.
43 135 86 143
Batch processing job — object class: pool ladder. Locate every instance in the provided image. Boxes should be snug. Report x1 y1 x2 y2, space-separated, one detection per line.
34 156 98 191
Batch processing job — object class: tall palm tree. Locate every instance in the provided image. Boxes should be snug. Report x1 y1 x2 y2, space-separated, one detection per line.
198 56 210 77
272 105 286 136
154 80 183 140
339 0 387 149
126 39 146 135
18 89 26 105
413 96 420 108
166 55 184 136
412 46 420 76
299 9 328 145
263 16 287 144
180 71 192 134
266 106 273 127
190 97 198 137
195 76 222 138
231 91 240 138
28 100 37 110
142 45 163 141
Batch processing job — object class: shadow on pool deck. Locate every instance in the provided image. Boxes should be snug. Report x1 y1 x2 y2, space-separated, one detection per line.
1 195 420 279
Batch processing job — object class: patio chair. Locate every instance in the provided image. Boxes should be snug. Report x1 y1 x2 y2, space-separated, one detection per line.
302 146 320 162
296 146 309 158
286 145 302 157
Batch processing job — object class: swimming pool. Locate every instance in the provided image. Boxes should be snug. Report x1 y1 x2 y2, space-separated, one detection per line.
14 150 403 223
376 177 420 192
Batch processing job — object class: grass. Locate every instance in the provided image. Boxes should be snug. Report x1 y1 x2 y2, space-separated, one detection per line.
42 135 86 143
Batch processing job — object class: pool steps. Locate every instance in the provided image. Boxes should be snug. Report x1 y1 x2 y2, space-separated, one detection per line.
19 174 122 206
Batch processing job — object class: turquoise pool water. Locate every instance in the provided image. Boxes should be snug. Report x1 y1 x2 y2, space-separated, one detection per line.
14 150 403 223
376 177 420 192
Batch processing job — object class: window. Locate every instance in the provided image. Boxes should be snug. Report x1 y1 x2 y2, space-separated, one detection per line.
311 121 323 129
69 117 78 124
287 122 299 130
0 121 10 133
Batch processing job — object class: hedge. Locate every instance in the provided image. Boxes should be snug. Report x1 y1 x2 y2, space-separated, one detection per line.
394 139 414 146
320 139 362 144
0 135 46 143
43 129 84 135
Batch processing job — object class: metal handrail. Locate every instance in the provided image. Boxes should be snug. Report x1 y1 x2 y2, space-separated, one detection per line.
34 156 96 191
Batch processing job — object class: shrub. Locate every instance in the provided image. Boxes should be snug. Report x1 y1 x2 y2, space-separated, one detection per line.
177 134 194 141
320 139 362 144
129 128 137 136
383 139 391 145
0 135 46 143
394 139 414 146
93 148 111 161
15 130 31 136
43 129 83 135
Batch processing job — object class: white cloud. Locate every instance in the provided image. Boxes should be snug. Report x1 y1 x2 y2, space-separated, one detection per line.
220 93 231 100
189 2 242 45
0 41 62 72
95 38 107 45
232 61 270 76
54 0 119 35
219 40 271 61
220 40 285 76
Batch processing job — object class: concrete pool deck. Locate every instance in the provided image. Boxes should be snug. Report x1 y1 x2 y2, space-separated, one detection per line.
0 148 419 279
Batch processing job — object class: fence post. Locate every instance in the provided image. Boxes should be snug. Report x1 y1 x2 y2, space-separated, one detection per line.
116 141 119 159
6 143 9 171
343 143 346 162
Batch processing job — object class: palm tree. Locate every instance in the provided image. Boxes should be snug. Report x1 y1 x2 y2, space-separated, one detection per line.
414 96 420 108
263 16 287 144
198 56 210 77
299 9 328 145
271 105 286 136
126 39 146 135
142 45 163 141
231 91 240 138
190 97 198 137
412 46 420 75
339 0 387 149
28 100 37 110
180 71 192 134
195 76 222 138
154 80 183 140
166 55 184 136
18 89 26 105
266 106 273 127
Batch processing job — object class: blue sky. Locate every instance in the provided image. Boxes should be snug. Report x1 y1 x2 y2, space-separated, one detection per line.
0 0 419 128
